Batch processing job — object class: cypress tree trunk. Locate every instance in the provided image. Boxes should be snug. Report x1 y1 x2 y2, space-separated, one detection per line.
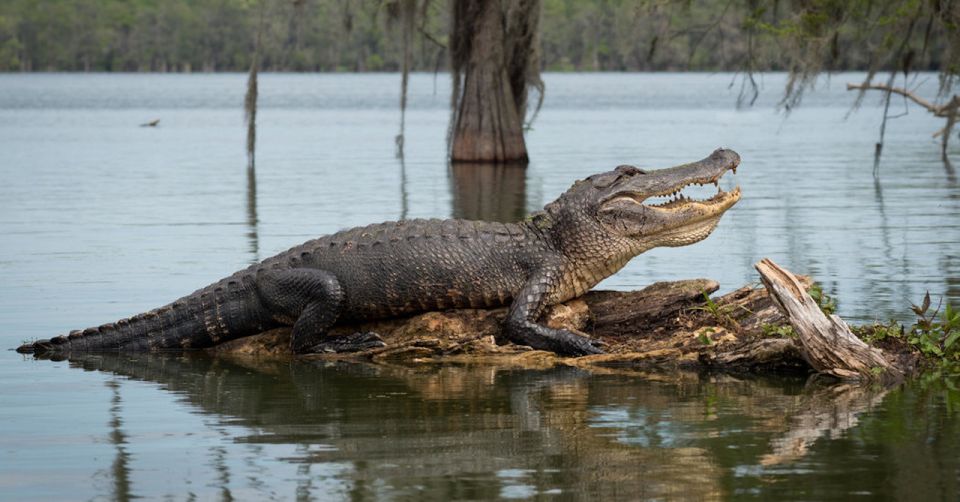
450 0 530 163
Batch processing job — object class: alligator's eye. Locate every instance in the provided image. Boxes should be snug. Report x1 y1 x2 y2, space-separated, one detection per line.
614 165 646 176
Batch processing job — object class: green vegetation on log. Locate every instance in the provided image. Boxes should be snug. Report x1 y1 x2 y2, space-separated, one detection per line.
856 292 960 363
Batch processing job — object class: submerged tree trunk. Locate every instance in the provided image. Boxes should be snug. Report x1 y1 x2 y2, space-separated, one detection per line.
449 0 537 163
244 63 258 170
244 1 266 171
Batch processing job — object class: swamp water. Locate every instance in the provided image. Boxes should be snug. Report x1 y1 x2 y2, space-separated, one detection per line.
1 73 959 500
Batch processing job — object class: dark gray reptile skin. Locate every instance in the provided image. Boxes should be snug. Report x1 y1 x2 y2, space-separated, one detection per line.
18 149 741 357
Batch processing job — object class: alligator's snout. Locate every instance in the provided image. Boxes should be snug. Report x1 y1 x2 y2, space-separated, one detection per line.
592 148 742 248
601 148 740 205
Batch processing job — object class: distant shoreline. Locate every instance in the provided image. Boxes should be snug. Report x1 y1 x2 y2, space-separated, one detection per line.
0 69 928 75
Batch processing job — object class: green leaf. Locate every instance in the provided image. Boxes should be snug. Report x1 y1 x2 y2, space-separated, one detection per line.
945 330 960 350
944 303 959 327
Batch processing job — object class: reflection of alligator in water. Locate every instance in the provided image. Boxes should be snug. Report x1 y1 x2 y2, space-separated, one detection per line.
66 353 726 499
66 353 897 500
20 149 741 358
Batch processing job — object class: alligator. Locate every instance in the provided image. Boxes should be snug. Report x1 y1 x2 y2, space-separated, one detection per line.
16 149 741 357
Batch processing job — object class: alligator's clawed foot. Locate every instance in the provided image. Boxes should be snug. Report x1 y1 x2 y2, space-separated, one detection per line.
554 330 605 357
309 332 387 353
510 328 605 357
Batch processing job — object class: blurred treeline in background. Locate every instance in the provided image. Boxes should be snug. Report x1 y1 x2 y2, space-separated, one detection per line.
0 0 950 73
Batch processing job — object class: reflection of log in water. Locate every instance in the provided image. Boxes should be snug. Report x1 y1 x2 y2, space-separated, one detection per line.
760 381 888 466
54 353 919 499
449 162 527 222
66 354 725 499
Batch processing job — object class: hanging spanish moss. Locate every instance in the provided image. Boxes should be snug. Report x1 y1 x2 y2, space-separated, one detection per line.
448 0 541 163
643 0 960 169
505 0 544 130
386 0 418 158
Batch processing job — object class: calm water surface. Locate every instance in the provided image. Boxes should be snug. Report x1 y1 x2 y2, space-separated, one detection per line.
2 73 960 500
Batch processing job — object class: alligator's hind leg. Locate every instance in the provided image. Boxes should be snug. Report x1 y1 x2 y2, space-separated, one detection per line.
255 268 347 353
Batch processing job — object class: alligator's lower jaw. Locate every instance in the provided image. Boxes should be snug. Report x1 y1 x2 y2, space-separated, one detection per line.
646 185 741 212
640 188 740 249
647 216 721 248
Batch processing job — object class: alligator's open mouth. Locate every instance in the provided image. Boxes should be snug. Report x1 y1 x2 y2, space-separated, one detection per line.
642 184 741 211
606 156 741 213
645 156 739 210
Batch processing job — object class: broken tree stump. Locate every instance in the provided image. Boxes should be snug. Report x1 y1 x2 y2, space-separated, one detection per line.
755 258 903 382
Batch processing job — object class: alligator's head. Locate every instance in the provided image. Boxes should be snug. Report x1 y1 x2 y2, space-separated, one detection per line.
543 148 741 255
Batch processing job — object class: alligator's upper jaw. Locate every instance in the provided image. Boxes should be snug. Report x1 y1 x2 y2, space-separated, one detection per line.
604 148 741 215
642 178 741 215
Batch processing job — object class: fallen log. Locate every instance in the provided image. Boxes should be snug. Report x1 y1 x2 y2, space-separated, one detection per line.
211 266 915 378
213 277 799 370
755 258 903 382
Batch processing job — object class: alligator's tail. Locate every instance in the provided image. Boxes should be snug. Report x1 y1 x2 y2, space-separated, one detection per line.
16 275 271 356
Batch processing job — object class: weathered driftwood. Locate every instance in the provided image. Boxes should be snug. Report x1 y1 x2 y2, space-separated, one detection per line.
755 258 903 382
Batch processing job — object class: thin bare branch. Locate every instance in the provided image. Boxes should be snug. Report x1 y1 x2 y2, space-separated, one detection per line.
846 82 945 116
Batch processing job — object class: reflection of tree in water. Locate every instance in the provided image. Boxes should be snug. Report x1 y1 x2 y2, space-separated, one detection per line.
246 164 259 263
61 354 948 499
104 379 134 502
210 441 234 501
945 269 960 309
449 162 527 222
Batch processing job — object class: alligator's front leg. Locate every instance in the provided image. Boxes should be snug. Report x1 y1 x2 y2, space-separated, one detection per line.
504 269 604 357
255 268 357 353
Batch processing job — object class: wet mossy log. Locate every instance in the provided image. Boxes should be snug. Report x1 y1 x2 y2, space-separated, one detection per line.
212 265 913 376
